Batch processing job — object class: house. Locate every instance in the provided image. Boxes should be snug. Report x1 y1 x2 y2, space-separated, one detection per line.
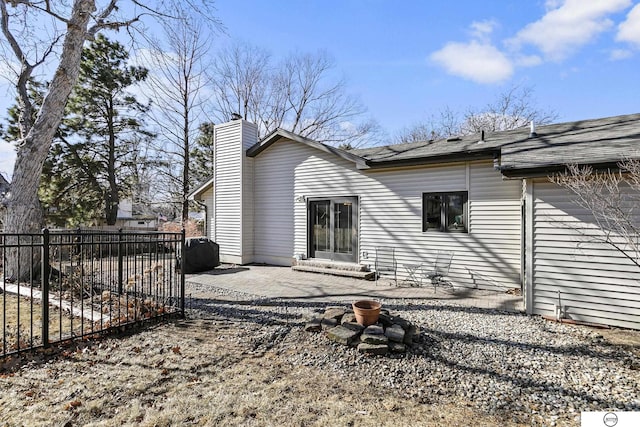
112 198 157 229
189 113 640 330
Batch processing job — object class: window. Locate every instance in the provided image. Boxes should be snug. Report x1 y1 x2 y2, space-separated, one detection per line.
422 192 468 232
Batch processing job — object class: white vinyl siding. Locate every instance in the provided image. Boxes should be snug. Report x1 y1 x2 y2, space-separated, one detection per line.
213 120 257 264
529 179 640 329
253 140 305 265
242 128 256 260
213 124 242 259
253 139 522 290
202 187 213 239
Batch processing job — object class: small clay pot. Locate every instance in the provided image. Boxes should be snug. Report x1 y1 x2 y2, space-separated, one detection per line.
352 300 382 326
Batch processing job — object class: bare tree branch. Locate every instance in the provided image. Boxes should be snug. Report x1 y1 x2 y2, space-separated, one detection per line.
0 0 220 278
395 85 558 144
144 10 214 223
210 43 374 146
551 161 640 269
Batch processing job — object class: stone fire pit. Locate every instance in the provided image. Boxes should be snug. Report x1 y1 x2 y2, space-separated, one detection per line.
304 305 418 355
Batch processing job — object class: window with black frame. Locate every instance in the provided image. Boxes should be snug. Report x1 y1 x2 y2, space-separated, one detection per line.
422 192 468 232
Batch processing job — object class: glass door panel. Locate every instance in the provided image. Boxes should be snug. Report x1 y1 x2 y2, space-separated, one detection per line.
334 201 353 254
310 200 330 253
308 197 358 262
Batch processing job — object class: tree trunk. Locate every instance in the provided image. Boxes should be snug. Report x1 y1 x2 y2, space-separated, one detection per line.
4 0 95 281
105 192 119 226
182 95 190 225
106 100 119 226
3 186 43 282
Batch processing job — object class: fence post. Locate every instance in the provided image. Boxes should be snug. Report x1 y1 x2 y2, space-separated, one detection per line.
180 228 186 318
117 228 123 295
41 229 50 348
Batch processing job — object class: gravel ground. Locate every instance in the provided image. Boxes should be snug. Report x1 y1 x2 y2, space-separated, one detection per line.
0 281 638 426
187 282 640 426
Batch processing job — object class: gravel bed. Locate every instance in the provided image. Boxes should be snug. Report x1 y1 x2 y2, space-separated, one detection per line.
185 281 640 426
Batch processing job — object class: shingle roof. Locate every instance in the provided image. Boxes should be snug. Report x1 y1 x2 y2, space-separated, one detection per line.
245 113 640 176
349 113 640 174
349 130 504 166
498 113 640 174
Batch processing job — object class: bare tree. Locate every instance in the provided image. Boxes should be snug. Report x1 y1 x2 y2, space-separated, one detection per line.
210 42 376 147
0 0 216 280
551 161 640 269
145 13 213 224
395 85 557 144
395 122 439 145
460 85 558 134
210 42 271 126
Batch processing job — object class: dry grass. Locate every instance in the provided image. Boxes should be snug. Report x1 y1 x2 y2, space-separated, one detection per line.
0 318 523 426
0 294 92 351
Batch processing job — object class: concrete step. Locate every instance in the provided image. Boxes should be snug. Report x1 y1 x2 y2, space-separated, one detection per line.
292 265 375 280
294 259 369 272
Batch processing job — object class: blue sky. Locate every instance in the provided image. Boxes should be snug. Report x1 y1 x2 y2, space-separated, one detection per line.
1 0 640 177
212 0 639 131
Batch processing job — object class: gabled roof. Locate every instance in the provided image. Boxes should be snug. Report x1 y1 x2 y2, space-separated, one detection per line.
247 113 640 176
188 176 214 201
246 128 370 169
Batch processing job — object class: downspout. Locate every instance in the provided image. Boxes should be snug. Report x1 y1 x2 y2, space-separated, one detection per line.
524 178 534 314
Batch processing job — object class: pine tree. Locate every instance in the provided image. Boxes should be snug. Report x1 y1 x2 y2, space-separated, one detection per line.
189 122 215 187
51 34 153 226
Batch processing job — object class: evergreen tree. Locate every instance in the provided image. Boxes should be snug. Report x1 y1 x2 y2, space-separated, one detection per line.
51 34 153 226
189 122 215 187
2 38 155 227
0 80 99 226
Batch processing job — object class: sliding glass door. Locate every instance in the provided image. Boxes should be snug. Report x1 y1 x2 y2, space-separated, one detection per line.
308 197 358 263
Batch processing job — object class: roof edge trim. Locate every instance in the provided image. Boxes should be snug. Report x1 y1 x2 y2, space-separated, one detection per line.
360 150 498 170
246 128 370 169
188 177 214 200
499 161 623 179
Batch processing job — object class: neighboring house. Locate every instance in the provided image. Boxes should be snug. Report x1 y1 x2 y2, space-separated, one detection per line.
190 176 214 237
112 198 157 229
0 174 9 232
189 113 640 329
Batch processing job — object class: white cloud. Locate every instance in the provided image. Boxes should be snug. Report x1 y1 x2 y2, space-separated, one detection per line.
544 0 564 10
430 40 513 84
514 54 543 67
469 20 498 41
610 48 634 60
617 3 640 46
510 0 632 61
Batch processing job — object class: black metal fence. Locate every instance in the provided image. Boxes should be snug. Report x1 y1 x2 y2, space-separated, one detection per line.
0 229 185 358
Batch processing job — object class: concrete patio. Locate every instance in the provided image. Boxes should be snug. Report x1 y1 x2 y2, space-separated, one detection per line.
185 264 524 312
